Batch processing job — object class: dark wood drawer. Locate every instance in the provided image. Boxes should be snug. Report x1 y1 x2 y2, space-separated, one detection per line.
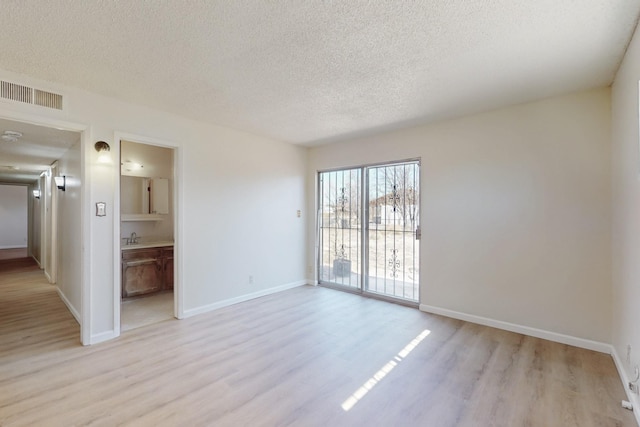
122 248 162 261
122 246 173 298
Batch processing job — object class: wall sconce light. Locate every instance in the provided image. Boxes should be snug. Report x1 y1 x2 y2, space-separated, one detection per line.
95 140 111 163
33 190 40 199
55 175 66 191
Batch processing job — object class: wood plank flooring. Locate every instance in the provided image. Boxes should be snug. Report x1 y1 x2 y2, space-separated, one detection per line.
121 291 174 332
0 259 635 426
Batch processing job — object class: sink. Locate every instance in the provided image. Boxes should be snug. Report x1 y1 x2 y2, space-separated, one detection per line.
121 240 174 250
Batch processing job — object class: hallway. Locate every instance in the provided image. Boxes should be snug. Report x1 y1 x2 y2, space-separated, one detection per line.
0 258 80 355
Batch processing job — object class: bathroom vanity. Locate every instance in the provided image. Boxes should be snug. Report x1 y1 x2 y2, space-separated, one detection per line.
121 242 173 298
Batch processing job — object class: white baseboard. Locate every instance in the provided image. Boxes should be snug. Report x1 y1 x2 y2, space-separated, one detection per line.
611 346 640 426
44 270 53 283
89 330 118 345
419 304 611 354
56 287 80 325
0 245 27 249
32 255 42 269
183 280 308 318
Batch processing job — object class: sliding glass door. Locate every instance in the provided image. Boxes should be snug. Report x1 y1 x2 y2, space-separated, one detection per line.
365 162 420 301
318 160 420 303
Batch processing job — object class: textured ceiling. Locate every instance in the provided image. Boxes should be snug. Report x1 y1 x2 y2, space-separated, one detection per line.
0 118 79 184
0 1 639 145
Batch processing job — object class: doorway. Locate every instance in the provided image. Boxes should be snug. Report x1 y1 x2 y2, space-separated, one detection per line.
0 115 85 341
318 160 420 304
119 139 176 332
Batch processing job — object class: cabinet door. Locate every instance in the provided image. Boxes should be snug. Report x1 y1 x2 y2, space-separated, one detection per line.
122 249 163 298
151 178 169 214
163 248 174 290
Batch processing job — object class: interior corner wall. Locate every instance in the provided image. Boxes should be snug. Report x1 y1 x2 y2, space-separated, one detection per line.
308 87 612 344
611 22 640 384
0 184 28 249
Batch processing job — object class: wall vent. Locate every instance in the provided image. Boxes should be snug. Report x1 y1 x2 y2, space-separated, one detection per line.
0 80 63 110
34 89 63 110
1 81 33 104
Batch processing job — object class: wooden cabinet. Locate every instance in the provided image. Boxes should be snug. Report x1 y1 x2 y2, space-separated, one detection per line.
122 246 173 299
162 247 174 290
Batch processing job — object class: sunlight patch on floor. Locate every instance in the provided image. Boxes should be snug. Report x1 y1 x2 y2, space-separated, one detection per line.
341 329 431 411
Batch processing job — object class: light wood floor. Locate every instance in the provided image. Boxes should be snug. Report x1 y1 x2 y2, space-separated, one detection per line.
0 259 635 426
121 291 174 332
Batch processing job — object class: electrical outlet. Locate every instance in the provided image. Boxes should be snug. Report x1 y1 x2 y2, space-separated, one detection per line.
307 265 313 274
249 275 254 284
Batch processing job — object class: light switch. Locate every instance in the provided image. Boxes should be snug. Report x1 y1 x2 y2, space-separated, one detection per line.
96 202 106 217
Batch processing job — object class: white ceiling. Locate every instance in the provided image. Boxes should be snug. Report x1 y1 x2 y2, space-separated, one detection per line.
0 118 80 184
0 1 638 145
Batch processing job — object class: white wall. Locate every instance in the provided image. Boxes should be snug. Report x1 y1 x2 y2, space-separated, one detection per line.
308 88 612 344
56 140 82 319
611 22 640 396
29 180 42 263
182 132 306 310
0 184 28 249
0 67 307 344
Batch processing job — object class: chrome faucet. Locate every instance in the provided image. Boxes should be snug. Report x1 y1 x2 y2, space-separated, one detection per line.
127 232 140 245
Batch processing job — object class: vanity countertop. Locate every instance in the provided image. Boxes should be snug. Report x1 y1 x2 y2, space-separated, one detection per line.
121 241 174 251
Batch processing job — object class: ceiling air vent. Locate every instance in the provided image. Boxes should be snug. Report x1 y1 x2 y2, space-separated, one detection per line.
0 80 63 110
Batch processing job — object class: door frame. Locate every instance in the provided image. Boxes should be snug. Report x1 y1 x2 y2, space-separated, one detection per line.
112 131 183 335
45 162 59 284
316 158 421 307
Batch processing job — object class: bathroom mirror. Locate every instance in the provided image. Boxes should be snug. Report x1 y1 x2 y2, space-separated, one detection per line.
121 176 147 214
121 176 169 215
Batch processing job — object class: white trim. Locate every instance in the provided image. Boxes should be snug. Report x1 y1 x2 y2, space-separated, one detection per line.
111 136 122 338
49 162 59 285
80 130 90 346
0 107 84 134
611 346 640 426
89 330 118 345
183 280 308 318
419 304 611 354
0 245 27 249
44 270 53 283
56 287 80 324
174 140 184 319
